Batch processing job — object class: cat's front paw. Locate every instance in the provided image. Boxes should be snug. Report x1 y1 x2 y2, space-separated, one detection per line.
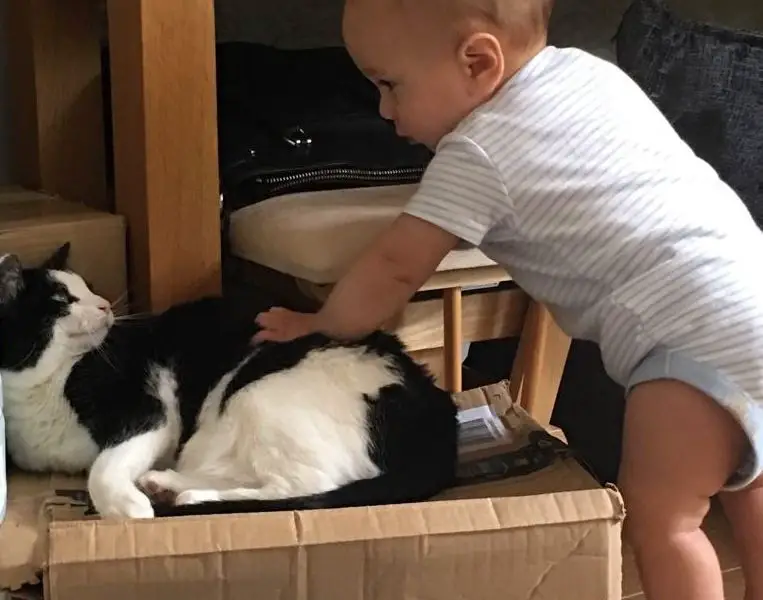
175 489 221 506
90 484 155 519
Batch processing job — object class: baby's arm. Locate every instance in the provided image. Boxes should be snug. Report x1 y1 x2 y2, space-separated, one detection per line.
313 213 459 339
255 134 510 343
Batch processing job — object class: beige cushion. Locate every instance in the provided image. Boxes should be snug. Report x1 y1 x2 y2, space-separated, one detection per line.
229 184 498 284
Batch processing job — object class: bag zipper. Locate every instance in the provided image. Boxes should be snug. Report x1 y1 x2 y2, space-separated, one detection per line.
255 165 426 197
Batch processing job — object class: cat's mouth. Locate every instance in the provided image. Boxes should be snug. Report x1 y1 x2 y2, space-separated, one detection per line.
68 326 109 340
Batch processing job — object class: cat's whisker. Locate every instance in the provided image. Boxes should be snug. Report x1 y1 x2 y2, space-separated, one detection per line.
96 345 117 372
113 313 151 324
111 292 129 309
86 330 118 372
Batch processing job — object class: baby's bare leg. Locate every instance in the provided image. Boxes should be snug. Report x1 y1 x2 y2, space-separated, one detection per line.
620 380 747 600
720 476 763 600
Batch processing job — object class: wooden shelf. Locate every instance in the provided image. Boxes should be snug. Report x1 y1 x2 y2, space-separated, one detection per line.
7 0 222 313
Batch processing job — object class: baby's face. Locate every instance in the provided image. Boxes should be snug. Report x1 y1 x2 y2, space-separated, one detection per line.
342 0 483 149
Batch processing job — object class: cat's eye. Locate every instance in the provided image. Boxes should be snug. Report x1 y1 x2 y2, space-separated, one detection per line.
52 293 70 304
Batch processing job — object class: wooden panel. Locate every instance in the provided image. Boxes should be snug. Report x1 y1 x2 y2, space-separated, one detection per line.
509 302 571 426
6 0 108 210
390 288 530 352
106 0 221 312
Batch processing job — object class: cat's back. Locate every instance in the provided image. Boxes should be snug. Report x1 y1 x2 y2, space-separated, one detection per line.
149 296 259 367
224 329 449 413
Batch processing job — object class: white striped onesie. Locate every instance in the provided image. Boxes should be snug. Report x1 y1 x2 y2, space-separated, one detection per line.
404 45 763 489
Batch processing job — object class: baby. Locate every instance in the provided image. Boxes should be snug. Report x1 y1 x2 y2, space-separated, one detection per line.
255 0 763 598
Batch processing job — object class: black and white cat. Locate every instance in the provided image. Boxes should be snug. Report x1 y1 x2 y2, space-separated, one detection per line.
0 245 458 519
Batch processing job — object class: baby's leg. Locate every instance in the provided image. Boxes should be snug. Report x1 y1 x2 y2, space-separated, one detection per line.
720 476 763 600
620 379 746 600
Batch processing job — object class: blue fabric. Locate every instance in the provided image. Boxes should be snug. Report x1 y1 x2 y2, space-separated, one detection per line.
628 348 763 491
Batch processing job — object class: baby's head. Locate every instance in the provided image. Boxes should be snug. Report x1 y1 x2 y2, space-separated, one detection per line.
343 0 553 148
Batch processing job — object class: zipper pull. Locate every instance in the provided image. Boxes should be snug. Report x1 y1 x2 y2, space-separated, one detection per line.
283 126 312 149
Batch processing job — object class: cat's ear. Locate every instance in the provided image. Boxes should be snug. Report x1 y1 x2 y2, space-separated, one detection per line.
41 242 71 271
0 253 24 307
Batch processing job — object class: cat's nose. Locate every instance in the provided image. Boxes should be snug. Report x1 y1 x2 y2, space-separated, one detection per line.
96 300 111 312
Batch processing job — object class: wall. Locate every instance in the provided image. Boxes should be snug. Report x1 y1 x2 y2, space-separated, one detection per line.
0 0 761 185
0 0 9 184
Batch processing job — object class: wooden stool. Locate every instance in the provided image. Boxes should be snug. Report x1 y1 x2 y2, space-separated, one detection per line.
435 282 570 427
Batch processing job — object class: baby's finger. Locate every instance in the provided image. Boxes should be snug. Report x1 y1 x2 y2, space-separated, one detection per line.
252 328 284 343
255 308 282 326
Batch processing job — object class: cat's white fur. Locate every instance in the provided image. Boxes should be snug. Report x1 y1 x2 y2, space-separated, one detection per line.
4 271 399 519
3 270 112 473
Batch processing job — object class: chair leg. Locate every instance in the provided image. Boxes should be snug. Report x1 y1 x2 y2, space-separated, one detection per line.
443 286 463 393
510 301 571 426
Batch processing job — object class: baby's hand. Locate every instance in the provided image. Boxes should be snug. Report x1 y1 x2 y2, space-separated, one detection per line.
253 307 319 343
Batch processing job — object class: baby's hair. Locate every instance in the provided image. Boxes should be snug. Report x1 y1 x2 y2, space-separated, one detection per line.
397 0 554 48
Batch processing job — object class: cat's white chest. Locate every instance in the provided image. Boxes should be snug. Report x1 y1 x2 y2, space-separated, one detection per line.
2 372 99 474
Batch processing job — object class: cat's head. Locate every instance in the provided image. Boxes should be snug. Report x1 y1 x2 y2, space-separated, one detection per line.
0 243 114 372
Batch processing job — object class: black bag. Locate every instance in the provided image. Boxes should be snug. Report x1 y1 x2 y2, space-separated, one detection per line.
216 42 433 215
615 0 763 225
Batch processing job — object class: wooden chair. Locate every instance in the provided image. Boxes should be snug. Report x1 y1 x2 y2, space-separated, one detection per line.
426 276 570 426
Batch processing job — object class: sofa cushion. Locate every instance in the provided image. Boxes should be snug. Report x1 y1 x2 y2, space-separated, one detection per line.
616 0 763 225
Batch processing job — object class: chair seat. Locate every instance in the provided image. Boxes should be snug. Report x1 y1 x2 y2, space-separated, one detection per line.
228 184 498 285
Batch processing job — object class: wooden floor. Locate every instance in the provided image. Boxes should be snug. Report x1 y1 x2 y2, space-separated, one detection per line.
622 500 744 599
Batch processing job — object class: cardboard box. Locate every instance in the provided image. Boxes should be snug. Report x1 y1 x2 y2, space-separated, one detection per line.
0 382 624 600
0 187 127 304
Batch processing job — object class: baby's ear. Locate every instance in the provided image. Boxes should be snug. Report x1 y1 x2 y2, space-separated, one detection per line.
41 242 71 271
0 253 24 308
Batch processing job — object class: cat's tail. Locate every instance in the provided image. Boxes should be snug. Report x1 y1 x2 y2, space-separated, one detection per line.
151 468 456 517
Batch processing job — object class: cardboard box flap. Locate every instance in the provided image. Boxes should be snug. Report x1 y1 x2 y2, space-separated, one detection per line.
453 380 514 414
46 487 623 567
0 473 86 591
298 488 624 544
47 511 301 565
0 187 128 303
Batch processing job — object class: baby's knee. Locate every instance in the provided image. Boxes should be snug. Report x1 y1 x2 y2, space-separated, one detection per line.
620 480 712 549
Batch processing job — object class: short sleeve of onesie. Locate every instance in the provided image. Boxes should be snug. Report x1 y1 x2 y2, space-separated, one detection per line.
403 134 513 247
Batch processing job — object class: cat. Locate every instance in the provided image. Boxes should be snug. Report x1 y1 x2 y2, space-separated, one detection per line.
0 244 459 519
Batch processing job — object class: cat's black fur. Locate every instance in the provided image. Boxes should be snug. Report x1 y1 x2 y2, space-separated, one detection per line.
0 244 459 516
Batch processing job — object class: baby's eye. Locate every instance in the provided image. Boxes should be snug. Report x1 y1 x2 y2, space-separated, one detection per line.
377 79 396 90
